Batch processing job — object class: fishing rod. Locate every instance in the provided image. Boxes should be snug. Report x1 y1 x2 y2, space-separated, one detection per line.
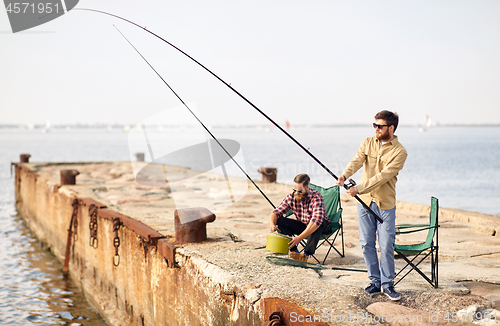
74 8 383 223
266 256 367 273
113 25 276 210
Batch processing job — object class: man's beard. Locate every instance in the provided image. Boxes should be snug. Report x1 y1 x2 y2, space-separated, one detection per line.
376 129 391 142
295 192 307 202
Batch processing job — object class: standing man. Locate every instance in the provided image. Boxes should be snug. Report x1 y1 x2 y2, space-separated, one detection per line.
269 174 331 262
337 110 407 301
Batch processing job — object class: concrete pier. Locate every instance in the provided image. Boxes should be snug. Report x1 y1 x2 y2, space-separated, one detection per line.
13 161 500 325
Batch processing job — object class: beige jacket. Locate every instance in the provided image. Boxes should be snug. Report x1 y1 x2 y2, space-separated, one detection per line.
342 136 407 210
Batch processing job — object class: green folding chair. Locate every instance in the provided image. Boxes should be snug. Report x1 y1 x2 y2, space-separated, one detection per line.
394 197 439 288
285 184 344 264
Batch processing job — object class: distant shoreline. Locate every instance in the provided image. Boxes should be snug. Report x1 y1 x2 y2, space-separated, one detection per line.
1 123 500 130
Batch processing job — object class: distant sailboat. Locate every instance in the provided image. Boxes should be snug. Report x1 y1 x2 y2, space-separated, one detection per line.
419 115 432 132
42 120 52 133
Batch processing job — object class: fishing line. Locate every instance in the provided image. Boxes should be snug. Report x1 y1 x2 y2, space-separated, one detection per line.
74 8 382 223
113 25 276 209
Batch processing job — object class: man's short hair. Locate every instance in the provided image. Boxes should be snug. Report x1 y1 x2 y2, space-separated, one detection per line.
375 110 399 131
293 173 310 186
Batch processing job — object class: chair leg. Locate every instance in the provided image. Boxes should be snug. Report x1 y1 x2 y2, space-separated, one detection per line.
310 254 321 264
395 251 422 279
395 249 437 288
329 244 344 260
431 246 438 288
436 246 438 288
431 249 435 284
395 253 425 286
395 255 431 286
298 230 344 265
340 224 345 257
298 240 321 264
318 232 343 264
321 241 335 265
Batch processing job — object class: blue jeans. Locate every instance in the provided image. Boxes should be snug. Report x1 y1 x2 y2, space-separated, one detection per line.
358 202 396 289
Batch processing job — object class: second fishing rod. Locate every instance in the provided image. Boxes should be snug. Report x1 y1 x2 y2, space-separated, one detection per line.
113 25 277 210
81 8 384 224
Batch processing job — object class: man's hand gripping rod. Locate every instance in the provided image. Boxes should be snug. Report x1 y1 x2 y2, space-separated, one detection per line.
343 179 384 224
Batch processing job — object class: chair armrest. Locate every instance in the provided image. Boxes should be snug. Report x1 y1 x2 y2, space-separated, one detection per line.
395 224 432 235
396 223 429 229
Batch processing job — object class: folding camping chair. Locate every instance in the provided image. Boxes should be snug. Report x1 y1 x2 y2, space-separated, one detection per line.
394 197 439 288
285 184 344 264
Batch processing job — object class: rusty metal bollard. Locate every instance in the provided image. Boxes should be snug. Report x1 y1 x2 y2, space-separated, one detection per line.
258 167 277 183
135 153 145 162
174 207 216 244
20 154 31 163
60 170 80 185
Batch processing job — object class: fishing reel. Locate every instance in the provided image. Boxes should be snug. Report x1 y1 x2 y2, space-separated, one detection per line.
344 178 357 190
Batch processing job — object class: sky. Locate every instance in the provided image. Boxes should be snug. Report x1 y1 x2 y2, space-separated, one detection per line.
1 0 500 127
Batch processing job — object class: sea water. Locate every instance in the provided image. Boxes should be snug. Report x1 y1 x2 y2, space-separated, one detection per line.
0 125 499 323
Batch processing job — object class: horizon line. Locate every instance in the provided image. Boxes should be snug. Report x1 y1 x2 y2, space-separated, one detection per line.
1 122 500 129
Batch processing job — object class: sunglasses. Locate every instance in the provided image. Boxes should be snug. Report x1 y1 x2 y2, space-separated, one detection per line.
373 123 391 129
292 189 304 194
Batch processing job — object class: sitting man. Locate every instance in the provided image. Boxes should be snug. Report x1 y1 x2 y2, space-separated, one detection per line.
269 173 331 261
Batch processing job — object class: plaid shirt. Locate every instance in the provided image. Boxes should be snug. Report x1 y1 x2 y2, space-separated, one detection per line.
272 188 328 227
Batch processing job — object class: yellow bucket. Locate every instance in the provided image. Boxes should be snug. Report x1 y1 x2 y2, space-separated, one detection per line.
266 233 291 254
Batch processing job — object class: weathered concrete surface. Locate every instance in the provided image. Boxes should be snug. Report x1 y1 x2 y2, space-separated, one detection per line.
462 282 500 310
14 162 261 326
366 302 475 326
14 161 500 326
396 201 498 237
